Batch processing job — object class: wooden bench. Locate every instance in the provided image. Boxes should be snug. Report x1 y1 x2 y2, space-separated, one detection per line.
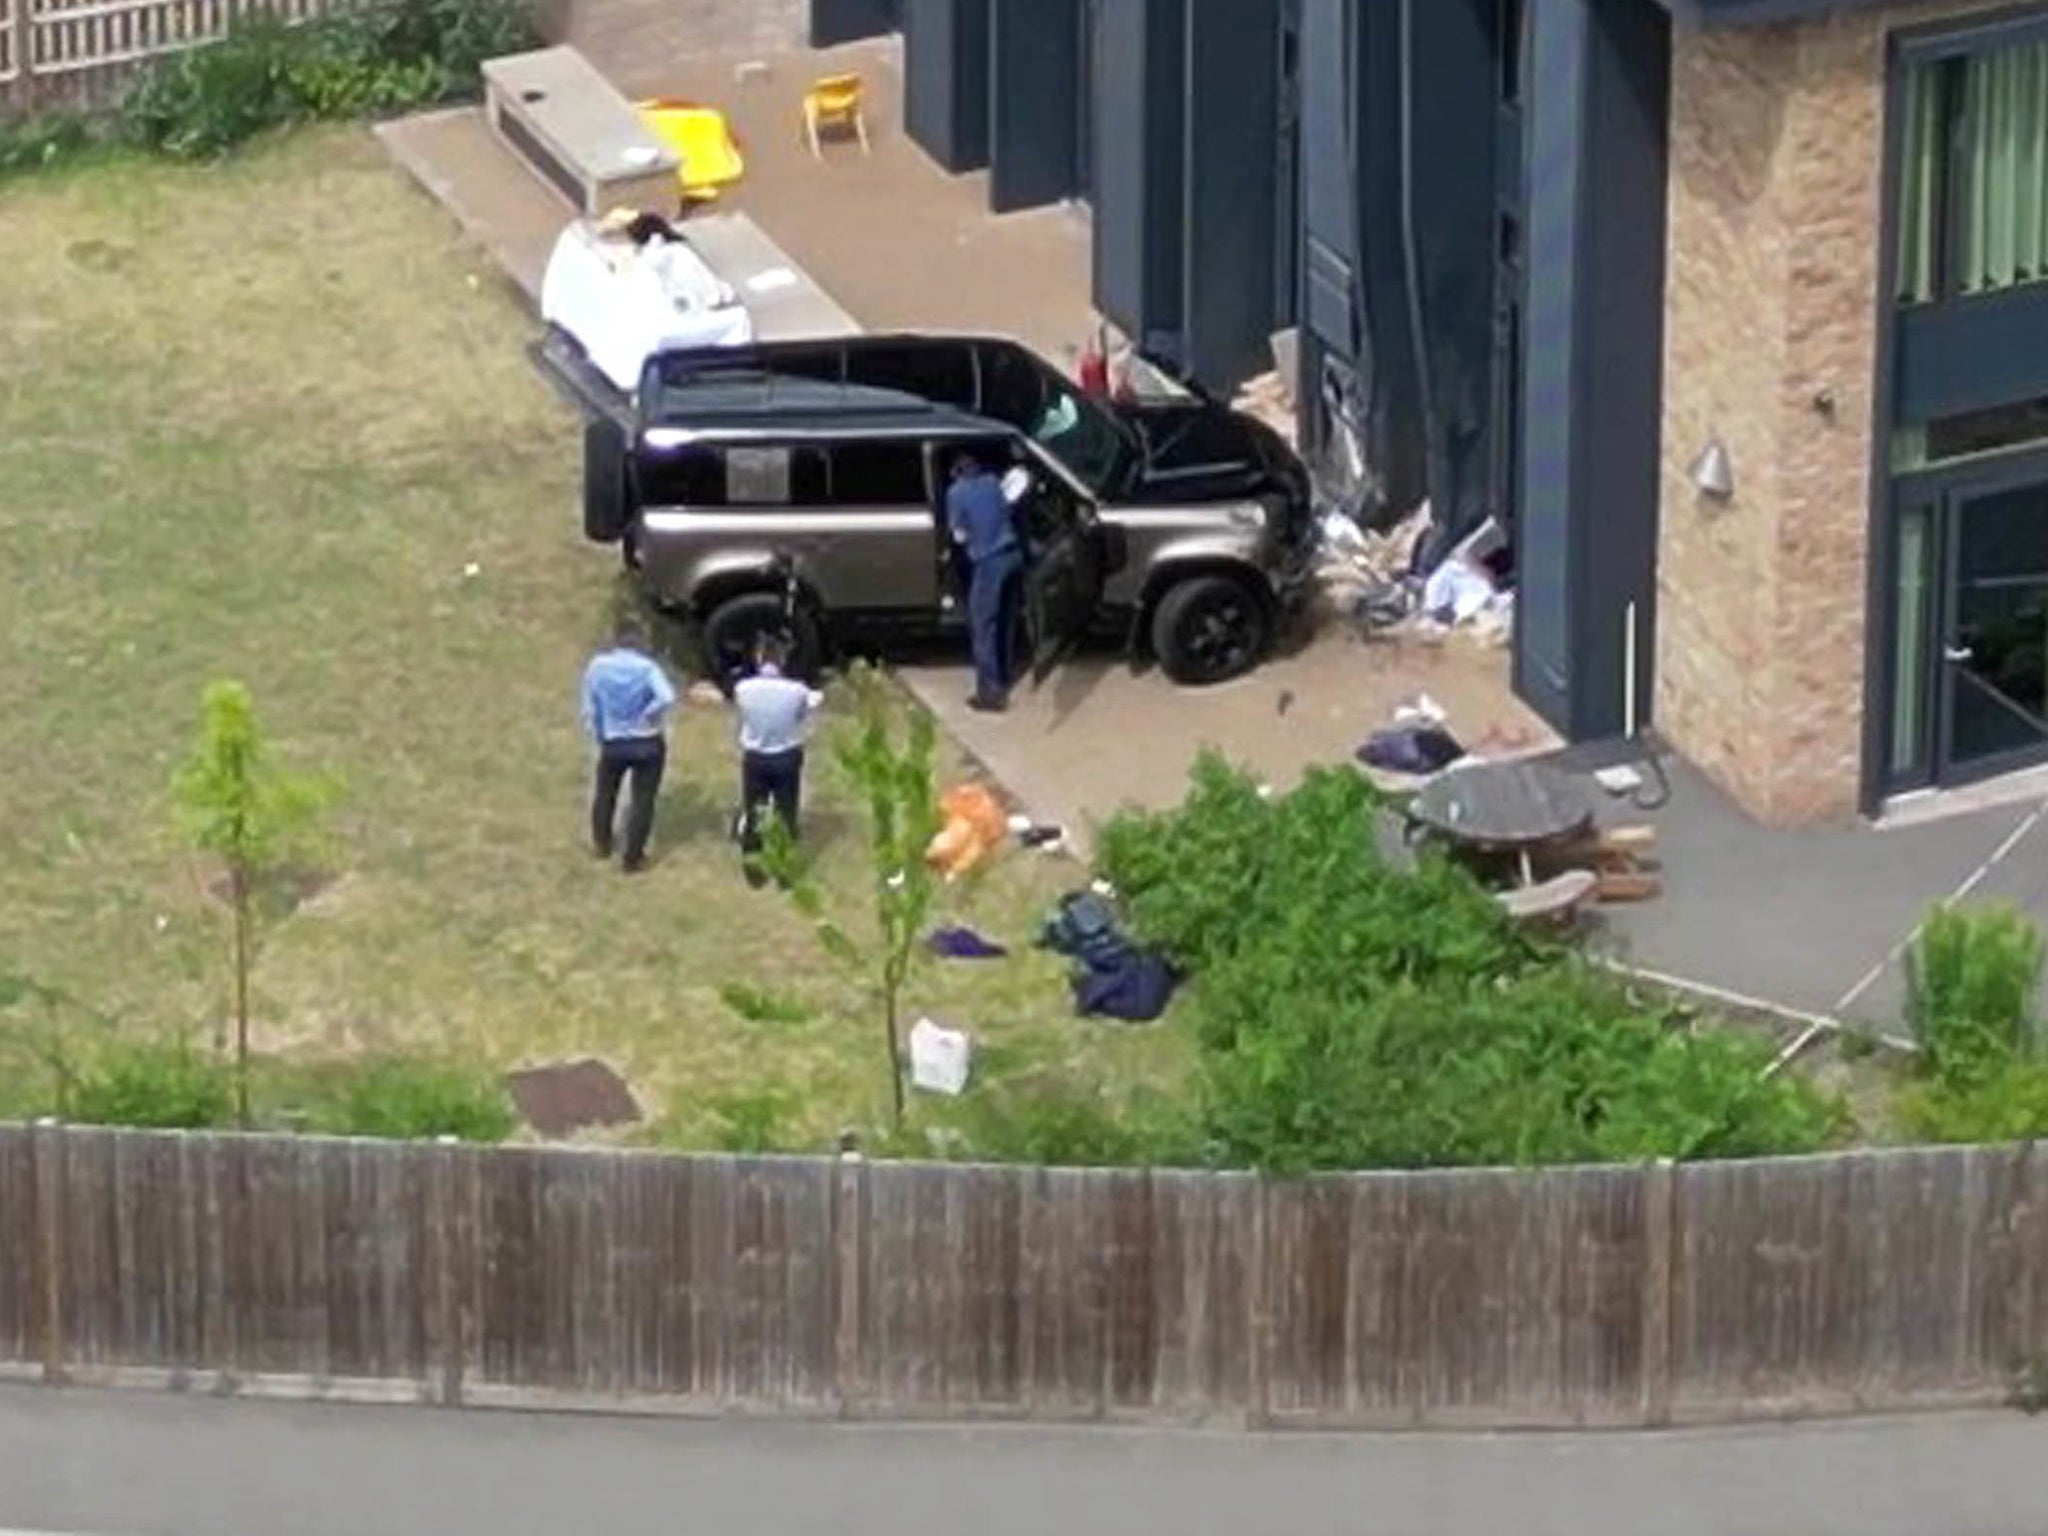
1542 824 1663 903
482 46 679 219
1497 869 1599 928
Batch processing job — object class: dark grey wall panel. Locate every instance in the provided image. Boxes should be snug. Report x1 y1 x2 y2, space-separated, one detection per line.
1180 0 1281 388
810 0 898 47
1404 0 1502 548
1297 0 1427 516
1091 0 1186 362
1515 0 1585 727
904 0 991 174
1298 0 1355 355
1514 0 1669 741
989 0 1081 213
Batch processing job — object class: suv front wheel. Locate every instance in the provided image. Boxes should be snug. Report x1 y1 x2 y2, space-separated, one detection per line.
1153 574 1269 686
701 591 823 696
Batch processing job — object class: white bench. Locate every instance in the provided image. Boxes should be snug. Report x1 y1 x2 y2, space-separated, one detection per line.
482 46 679 219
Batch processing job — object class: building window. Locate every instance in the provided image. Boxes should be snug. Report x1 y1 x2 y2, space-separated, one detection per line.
1897 33 2048 305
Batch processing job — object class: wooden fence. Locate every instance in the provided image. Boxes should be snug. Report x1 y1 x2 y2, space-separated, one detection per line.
0 1123 2042 1428
0 0 350 113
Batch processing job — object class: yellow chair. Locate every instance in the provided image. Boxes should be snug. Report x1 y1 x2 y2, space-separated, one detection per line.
635 99 746 203
802 72 870 157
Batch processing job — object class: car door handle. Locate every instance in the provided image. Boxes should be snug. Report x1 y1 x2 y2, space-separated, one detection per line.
1946 645 1974 664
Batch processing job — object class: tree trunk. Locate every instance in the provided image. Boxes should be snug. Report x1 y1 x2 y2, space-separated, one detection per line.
883 988 904 1126
231 864 251 1128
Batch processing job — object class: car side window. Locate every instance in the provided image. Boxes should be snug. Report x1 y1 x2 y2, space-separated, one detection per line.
635 445 827 508
829 442 930 505
635 446 725 508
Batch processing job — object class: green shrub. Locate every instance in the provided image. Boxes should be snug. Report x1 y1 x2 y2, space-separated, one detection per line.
316 1057 513 1142
708 1088 795 1153
1898 1062 2048 1144
1905 902 2044 1086
69 1041 235 1130
0 114 104 181
121 0 537 158
937 1082 1200 1169
1102 757 1842 1172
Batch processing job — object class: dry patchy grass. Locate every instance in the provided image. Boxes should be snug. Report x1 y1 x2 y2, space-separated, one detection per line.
0 129 1190 1143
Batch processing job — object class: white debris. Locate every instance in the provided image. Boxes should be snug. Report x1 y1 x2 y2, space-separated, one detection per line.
462 562 481 579
909 1018 972 1097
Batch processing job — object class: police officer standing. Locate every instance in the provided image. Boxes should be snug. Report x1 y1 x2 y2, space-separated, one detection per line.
945 453 1022 713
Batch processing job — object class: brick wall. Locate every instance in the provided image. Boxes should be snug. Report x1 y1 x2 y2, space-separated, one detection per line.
1655 1 2006 826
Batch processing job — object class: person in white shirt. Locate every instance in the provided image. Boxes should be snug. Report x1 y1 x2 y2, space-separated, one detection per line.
733 634 823 870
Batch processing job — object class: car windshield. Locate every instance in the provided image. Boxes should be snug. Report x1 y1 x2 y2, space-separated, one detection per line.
977 344 1135 496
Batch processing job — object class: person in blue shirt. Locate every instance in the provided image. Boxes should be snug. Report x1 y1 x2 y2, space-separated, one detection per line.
945 453 1023 712
579 614 678 872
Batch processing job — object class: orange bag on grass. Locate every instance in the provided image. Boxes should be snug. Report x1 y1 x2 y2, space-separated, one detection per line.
924 783 1009 880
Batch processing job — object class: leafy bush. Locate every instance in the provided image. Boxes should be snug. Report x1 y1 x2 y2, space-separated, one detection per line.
69 1041 235 1130
909 1081 1202 1169
1898 1061 2048 1143
708 1088 795 1153
121 0 538 158
314 1057 513 1142
1100 757 1842 1172
1905 902 2043 1087
0 114 103 182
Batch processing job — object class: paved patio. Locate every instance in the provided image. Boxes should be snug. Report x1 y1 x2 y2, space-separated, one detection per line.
1566 749 2048 1030
373 30 2048 1038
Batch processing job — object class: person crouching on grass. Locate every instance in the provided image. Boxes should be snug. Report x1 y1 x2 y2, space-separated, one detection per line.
734 633 822 885
580 612 678 873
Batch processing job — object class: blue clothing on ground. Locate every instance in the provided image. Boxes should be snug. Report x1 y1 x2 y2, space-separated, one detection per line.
580 647 677 743
968 547 1023 701
945 471 1019 564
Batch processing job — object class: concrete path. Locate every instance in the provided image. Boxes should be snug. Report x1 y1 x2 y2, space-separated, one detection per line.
1586 756 2048 1026
909 626 1551 858
3 1385 2046 1536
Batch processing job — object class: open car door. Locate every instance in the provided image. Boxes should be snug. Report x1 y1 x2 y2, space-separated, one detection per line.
1023 496 1107 686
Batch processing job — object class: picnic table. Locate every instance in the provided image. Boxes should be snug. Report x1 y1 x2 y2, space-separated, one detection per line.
1408 760 1596 897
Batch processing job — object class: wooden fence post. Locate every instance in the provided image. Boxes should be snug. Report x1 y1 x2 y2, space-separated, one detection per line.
1639 1157 1677 1427
31 1119 66 1385
833 1150 864 1415
1245 1179 1271 1429
2018 1141 2044 1371
430 1135 465 1406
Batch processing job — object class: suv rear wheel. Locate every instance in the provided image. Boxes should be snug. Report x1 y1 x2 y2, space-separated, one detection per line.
1153 574 1268 686
702 591 823 696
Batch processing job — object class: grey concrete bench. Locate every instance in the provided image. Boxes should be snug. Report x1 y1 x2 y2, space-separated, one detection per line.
482 46 678 219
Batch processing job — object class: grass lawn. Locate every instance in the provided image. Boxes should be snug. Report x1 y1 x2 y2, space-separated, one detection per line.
0 128 1190 1146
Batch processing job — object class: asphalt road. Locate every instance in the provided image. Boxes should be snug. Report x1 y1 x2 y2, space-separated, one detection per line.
2 1386 2045 1536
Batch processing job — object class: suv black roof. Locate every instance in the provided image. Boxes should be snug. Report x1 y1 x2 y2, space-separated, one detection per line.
639 334 1027 436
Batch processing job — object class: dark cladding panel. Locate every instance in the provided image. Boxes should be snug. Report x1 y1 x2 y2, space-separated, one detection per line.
810 0 899 48
1404 0 1501 547
1514 0 1668 740
1298 0 1355 352
1091 0 1185 361
1180 0 1281 389
1515 0 1585 723
990 0 1082 212
904 0 991 173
